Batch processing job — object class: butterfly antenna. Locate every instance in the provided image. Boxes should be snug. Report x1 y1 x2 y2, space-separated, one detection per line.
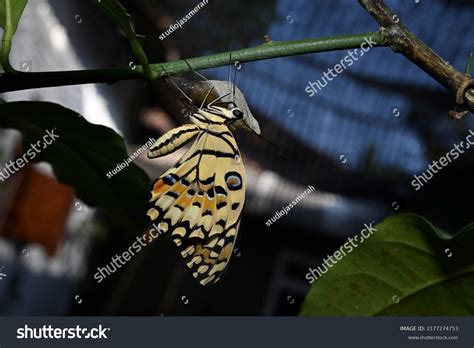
183 59 209 81
232 64 238 103
183 59 221 112
208 92 231 109
160 65 193 105
228 53 232 93
200 85 216 110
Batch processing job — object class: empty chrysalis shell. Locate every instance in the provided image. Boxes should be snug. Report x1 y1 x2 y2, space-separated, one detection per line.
173 78 261 135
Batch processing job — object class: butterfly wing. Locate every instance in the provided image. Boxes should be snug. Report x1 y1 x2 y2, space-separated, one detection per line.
147 124 245 286
148 124 201 159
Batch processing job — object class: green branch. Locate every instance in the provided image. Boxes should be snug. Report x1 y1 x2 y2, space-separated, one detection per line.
0 32 383 93
0 0 472 119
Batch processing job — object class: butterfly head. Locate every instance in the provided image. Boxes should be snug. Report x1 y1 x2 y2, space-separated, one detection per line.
174 79 260 134
224 102 245 122
201 101 245 126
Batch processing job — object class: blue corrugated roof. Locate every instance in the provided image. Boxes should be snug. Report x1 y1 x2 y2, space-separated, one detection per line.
208 0 474 175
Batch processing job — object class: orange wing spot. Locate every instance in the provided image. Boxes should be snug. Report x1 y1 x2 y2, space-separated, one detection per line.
202 195 214 212
219 243 233 261
195 245 212 263
152 179 165 191
175 194 193 210
167 183 188 202
150 180 168 201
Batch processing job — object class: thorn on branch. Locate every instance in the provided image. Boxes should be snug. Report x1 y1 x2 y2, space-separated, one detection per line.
263 35 273 44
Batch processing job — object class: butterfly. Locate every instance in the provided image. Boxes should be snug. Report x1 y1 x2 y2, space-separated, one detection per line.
147 76 260 286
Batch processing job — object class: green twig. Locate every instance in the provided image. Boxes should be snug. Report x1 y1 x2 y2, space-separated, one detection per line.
465 52 473 77
97 0 157 80
0 32 383 93
1 0 15 73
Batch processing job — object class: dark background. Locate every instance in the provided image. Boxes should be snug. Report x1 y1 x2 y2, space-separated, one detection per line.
0 0 473 315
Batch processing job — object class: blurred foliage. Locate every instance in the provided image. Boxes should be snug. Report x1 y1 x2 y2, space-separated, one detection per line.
0 101 150 234
301 214 474 316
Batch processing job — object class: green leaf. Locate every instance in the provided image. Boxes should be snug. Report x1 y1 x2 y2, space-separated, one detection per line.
97 0 156 79
0 0 27 34
0 0 28 72
300 214 474 316
0 101 150 232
